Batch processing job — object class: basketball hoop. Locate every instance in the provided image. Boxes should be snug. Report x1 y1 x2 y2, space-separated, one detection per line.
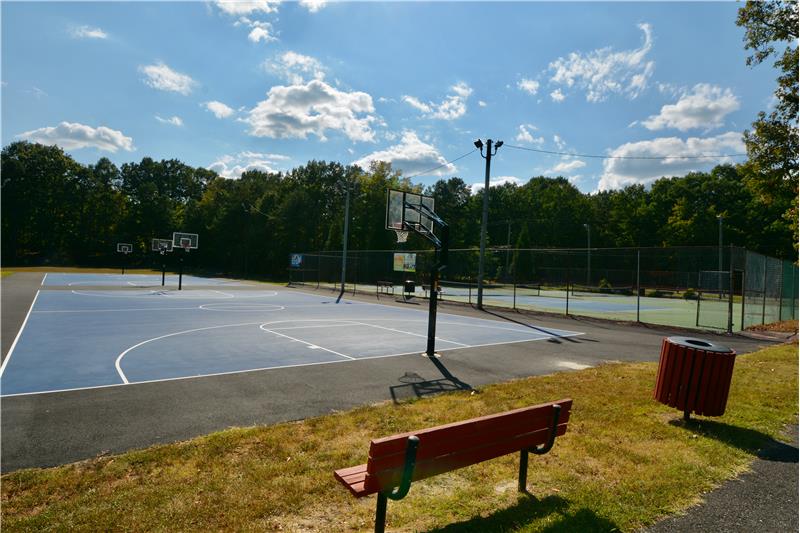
394 229 409 243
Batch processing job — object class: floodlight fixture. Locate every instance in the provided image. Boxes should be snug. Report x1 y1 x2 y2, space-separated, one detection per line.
495 140 503 149
473 139 483 150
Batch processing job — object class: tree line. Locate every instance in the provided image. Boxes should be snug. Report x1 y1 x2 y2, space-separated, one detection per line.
1 139 794 278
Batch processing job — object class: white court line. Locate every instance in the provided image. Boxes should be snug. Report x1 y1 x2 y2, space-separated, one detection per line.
33 306 202 314
41 273 48 286
211 290 235 298
350 321 469 347
0 290 41 378
259 324 355 360
1 330 585 398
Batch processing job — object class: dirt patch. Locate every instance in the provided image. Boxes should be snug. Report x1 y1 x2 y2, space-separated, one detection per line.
746 320 798 333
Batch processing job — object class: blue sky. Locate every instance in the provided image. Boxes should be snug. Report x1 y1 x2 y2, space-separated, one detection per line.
2 1 778 193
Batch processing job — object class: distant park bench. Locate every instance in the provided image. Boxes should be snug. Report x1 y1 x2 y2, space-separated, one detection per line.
334 398 573 532
376 280 394 297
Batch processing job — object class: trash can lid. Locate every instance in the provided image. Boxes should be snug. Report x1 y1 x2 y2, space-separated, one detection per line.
667 336 733 353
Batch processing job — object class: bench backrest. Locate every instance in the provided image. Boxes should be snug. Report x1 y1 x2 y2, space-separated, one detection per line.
364 398 572 493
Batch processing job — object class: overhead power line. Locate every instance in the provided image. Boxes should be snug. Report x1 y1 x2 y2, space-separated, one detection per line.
504 143 748 161
405 148 478 179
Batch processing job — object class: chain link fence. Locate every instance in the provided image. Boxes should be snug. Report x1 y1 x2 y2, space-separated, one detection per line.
289 246 797 332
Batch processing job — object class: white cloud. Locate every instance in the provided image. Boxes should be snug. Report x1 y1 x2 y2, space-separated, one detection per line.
300 0 327 12
515 124 544 145
548 23 655 102
214 1 279 15
204 100 236 119
471 176 524 194
266 51 326 84
155 115 183 126
553 134 566 150
640 84 740 132
550 88 565 102
246 79 376 142
517 78 540 95
478 100 487 107
71 25 108 39
16 121 135 153
353 131 455 176
548 159 586 175
140 63 196 95
248 24 276 43
208 151 289 179
598 131 745 191
402 82 472 120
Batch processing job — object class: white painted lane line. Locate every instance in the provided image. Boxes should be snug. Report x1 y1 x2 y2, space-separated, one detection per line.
33 306 202 314
41 273 48 286
259 324 355 360
0 290 41 378
350 321 470 347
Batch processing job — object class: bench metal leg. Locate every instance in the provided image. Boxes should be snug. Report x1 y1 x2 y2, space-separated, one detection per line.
375 493 388 533
518 449 529 492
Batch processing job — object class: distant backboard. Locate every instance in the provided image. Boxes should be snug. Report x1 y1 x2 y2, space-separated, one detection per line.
172 232 199 250
152 238 173 252
117 243 133 254
385 189 435 235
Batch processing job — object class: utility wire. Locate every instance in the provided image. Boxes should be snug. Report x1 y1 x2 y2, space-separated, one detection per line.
405 148 478 179
504 143 748 161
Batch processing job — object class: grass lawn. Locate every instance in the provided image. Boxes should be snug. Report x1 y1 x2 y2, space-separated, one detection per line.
2 343 797 532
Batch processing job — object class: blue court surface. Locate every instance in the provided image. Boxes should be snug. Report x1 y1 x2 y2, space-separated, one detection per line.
41 272 251 288
1 284 582 397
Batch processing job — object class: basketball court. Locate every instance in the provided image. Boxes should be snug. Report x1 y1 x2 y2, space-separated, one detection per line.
1 277 582 397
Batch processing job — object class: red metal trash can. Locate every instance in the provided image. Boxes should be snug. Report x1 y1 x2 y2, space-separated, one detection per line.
653 336 736 420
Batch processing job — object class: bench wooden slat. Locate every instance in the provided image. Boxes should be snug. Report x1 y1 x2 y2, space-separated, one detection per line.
369 423 568 491
334 463 370 497
369 400 571 459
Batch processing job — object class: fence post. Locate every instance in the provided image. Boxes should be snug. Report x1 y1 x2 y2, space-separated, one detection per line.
778 260 784 322
740 263 747 331
565 262 570 317
636 248 641 323
761 256 768 325
727 244 734 334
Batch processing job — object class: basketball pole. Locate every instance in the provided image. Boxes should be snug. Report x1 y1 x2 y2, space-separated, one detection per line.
425 223 449 357
178 253 183 290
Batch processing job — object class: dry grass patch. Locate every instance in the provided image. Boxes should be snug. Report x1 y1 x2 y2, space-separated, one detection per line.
2 344 797 532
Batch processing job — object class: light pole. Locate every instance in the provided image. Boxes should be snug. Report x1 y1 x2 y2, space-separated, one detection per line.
475 138 503 309
717 214 724 299
583 223 591 286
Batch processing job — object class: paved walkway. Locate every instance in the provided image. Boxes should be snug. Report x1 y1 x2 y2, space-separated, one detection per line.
643 424 798 532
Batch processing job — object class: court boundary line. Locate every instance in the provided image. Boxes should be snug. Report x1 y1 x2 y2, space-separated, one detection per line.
2 330 584 398
0 290 41 378
41 273 48 286
259 324 355 360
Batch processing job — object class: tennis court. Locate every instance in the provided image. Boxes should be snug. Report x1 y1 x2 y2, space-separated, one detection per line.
1 276 582 397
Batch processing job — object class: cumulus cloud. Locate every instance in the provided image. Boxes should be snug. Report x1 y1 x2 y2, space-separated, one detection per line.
214 1 279 15
16 121 135 153
204 100 236 119
248 22 277 43
640 84 740 132
300 0 327 12
265 51 326 84
547 159 586 175
140 62 196 95
478 100 487 107
598 131 745 191
71 25 108 39
246 79 376 142
155 115 183 126
517 78 540 95
471 176 524 194
402 82 472 120
550 89 565 102
515 124 544 145
208 151 290 179
353 131 455 176
548 23 655 102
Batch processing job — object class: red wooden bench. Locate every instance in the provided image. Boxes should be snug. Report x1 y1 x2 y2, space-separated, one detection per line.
334 398 572 532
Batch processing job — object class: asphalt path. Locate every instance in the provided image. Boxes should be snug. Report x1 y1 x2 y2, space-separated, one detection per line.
1 275 779 472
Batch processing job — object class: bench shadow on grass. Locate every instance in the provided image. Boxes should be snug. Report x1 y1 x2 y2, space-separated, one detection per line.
425 494 620 533
669 418 799 463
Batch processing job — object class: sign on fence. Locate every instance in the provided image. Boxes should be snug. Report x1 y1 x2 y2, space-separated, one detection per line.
393 253 416 272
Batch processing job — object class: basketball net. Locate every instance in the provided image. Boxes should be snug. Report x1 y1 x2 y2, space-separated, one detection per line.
394 230 409 243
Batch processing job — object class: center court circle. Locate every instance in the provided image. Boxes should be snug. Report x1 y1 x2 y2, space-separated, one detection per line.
198 303 285 312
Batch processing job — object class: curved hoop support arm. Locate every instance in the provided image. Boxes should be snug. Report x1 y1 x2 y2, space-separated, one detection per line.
383 436 420 501
531 404 562 455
